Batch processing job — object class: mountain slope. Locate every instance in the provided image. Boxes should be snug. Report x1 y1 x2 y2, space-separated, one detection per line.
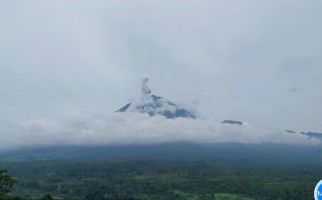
116 79 196 119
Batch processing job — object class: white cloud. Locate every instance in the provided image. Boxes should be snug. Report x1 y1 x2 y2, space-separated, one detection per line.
0 112 319 150
0 0 322 133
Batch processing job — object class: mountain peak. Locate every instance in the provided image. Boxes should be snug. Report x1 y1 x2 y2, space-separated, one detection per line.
116 79 196 119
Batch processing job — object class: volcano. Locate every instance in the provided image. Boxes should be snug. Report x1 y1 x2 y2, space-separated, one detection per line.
116 78 196 119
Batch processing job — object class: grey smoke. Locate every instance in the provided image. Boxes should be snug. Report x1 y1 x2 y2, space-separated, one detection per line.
141 78 151 95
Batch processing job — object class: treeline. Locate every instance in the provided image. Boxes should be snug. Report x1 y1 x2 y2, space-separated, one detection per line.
1 160 321 199
0 169 53 200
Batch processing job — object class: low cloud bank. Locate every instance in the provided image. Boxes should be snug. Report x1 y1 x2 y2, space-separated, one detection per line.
0 113 319 150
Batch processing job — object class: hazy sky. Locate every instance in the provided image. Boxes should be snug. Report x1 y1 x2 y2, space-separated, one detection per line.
1 0 322 132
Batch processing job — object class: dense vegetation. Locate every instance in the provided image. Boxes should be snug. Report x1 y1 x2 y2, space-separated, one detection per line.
1 169 54 200
0 169 17 200
1 160 320 200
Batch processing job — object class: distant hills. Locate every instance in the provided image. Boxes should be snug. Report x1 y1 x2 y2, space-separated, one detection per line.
116 79 322 142
1 142 322 164
285 130 322 141
221 120 243 125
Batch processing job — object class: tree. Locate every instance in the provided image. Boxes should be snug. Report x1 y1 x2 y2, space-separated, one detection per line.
0 169 19 200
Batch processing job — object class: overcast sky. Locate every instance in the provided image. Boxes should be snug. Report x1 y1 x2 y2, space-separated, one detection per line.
1 0 322 132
